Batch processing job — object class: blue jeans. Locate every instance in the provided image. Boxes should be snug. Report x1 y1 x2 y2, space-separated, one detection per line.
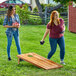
47 36 65 61
6 31 21 58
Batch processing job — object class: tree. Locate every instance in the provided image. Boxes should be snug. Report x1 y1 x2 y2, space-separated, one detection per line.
35 0 76 12
51 0 76 12
47 4 63 13
35 0 63 23
35 0 76 24
35 0 44 23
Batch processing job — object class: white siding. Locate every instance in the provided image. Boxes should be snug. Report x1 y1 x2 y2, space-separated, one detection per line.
21 0 30 4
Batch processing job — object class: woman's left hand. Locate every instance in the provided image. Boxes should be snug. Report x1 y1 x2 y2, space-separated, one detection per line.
16 25 20 28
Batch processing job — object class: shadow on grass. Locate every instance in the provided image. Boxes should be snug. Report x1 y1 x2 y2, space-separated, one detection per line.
16 62 42 70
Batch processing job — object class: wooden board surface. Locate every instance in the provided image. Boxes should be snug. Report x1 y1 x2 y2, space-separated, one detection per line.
17 53 63 70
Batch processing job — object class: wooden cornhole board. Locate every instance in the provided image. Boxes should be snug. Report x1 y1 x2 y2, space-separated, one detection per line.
17 53 63 70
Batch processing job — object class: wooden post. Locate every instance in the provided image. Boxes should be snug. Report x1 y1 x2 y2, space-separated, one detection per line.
45 7 47 24
18 58 20 64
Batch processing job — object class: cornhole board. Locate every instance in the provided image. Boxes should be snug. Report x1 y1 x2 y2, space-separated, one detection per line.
17 53 63 70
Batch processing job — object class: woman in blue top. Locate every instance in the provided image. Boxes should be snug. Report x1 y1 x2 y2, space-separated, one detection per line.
3 6 21 61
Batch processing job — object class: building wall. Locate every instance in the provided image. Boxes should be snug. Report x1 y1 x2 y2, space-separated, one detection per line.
69 1 76 33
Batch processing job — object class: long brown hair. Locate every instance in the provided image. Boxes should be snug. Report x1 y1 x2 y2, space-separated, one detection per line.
49 10 60 26
7 6 16 21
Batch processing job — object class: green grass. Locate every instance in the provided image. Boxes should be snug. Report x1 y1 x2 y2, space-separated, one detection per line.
0 25 76 76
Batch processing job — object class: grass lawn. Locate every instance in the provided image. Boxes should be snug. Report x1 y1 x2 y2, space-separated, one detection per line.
0 25 76 76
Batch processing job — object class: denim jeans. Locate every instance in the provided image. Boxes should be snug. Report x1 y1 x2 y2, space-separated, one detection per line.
47 36 65 61
6 31 21 58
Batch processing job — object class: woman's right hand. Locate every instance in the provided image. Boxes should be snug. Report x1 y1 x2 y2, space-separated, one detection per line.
41 28 49 41
41 39 44 42
40 28 49 45
40 40 45 45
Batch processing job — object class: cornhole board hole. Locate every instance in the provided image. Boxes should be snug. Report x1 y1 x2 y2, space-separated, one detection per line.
17 53 63 70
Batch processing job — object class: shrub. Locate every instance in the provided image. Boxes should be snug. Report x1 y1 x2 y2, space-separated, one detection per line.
33 7 38 13
0 18 3 25
15 4 31 25
15 4 42 25
28 15 42 25
16 4 42 25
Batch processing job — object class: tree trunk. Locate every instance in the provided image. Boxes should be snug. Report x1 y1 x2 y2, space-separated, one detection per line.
35 0 44 24
48 4 63 13
35 0 63 24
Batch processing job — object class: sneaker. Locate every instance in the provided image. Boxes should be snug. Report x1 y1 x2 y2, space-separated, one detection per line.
60 61 66 65
8 57 11 61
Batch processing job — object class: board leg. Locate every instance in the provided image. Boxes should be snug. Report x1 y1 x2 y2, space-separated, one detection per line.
18 58 20 64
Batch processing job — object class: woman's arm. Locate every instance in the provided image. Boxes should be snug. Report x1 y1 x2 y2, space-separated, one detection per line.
4 24 20 28
4 25 19 28
41 28 50 41
4 25 15 28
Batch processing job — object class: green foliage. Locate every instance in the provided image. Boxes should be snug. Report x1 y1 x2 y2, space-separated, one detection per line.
15 4 42 25
0 18 3 25
46 4 56 7
54 0 76 4
57 5 68 12
46 3 68 13
33 3 56 13
33 7 38 13
41 4 46 12
28 15 42 25
33 3 67 13
15 4 31 24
